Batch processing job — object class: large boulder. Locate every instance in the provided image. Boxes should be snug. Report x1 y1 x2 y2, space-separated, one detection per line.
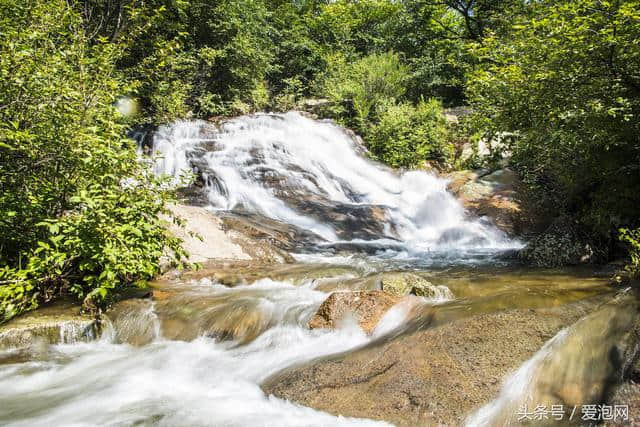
264 302 595 426
518 216 605 267
163 204 295 267
308 290 402 334
380 273 452 300
445 168 542 237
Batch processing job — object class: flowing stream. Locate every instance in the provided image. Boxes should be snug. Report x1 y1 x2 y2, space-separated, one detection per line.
0 113 630 426
151 112 514 255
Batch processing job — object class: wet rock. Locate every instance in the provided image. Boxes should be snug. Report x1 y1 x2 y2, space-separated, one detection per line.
469 292 640 426
380 273 452 299
159 302 269 344
219 211 319 257
164 204 295 267
445 168 547 238
446 168 527 237
264 302 591 426
518 216 606 267
308 291 401 334
105 299 158 346
0 302 98 350
300 99 331 117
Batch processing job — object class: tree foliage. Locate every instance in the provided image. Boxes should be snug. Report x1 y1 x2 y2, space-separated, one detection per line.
468 0 640 247
367 99 450 168
0 0 186 323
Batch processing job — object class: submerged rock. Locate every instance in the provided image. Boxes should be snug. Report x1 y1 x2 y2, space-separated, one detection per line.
105 299 159 346
380 273 452 300
0 302 98 350
308 290 401 334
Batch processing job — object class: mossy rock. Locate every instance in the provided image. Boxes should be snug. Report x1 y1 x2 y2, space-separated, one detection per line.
380 273 452 300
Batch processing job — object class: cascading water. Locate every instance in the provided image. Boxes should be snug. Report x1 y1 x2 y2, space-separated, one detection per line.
0 277 404 427
151 112 517 256
10 112 625 427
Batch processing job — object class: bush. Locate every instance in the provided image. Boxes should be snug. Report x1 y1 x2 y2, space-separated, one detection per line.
366 99 451 168
318 51 409 129
0 0 186 323
620 229 640 278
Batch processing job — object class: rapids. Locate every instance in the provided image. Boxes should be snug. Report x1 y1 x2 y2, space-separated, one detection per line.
0 113 632 426
151 112 516 255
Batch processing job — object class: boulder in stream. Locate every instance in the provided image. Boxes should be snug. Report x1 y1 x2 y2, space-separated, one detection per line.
308 290 402 334
518 216 606 267
380 272 452 300
0 301 98 350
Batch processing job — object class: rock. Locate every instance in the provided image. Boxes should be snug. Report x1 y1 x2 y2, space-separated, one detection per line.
0 302 98 350
105 299 158 346
163 204 295 267
380 273 452 300
300 98 331 116
518 216 605 267
459 132 512 166
606 382 640 426
308 291 401 334
264 302 592 426
445 168 544 237
219 211 319 257
470 292 640 426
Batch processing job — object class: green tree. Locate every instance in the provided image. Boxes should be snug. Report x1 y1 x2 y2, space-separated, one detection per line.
0 0 186 323
468 0 640 246
319 52 409 129
367 99 450 168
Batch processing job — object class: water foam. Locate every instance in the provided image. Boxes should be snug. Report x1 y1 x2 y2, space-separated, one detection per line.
151 112 518 254
0 278 400 427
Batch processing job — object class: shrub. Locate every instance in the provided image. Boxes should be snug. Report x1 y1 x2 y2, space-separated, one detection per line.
318 52 409 129
366 99 451 168
620 229 640 278
0 0 187 323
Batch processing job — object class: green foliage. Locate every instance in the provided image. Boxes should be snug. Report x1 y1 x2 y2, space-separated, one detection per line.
319 52 409 129
366 99 451 168
620 229 640 278
0 0 186 323
468 0 640 241
308 0 403 55
102 0 277 121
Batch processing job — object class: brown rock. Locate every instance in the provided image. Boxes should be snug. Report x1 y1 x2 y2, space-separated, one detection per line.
308 291 401 334
265 302 593 426
445 168 546 236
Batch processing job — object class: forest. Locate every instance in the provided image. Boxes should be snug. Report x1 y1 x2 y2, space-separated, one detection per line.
1 0 639 322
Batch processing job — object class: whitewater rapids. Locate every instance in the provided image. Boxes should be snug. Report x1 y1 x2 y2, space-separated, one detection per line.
151 112 517 256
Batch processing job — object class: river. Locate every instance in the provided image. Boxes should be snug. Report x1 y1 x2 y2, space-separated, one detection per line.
0 113 632 426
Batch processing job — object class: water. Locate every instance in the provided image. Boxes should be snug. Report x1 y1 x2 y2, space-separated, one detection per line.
0 279 397 427
1 114 624 426
151 112 517 255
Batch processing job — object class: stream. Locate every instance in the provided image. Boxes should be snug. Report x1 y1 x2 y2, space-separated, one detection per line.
0 113 633 426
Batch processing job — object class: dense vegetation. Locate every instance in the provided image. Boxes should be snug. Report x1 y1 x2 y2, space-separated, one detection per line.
1 0 639 322
467 0 640 269
0 0 187 323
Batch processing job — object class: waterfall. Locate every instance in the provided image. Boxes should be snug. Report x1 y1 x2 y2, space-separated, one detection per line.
151 112 516 255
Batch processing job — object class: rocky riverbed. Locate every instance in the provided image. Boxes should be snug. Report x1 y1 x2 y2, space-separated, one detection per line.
1 113 638 426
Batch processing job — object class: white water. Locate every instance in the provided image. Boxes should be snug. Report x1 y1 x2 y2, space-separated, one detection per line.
0 278 411 427
151 112 516 253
